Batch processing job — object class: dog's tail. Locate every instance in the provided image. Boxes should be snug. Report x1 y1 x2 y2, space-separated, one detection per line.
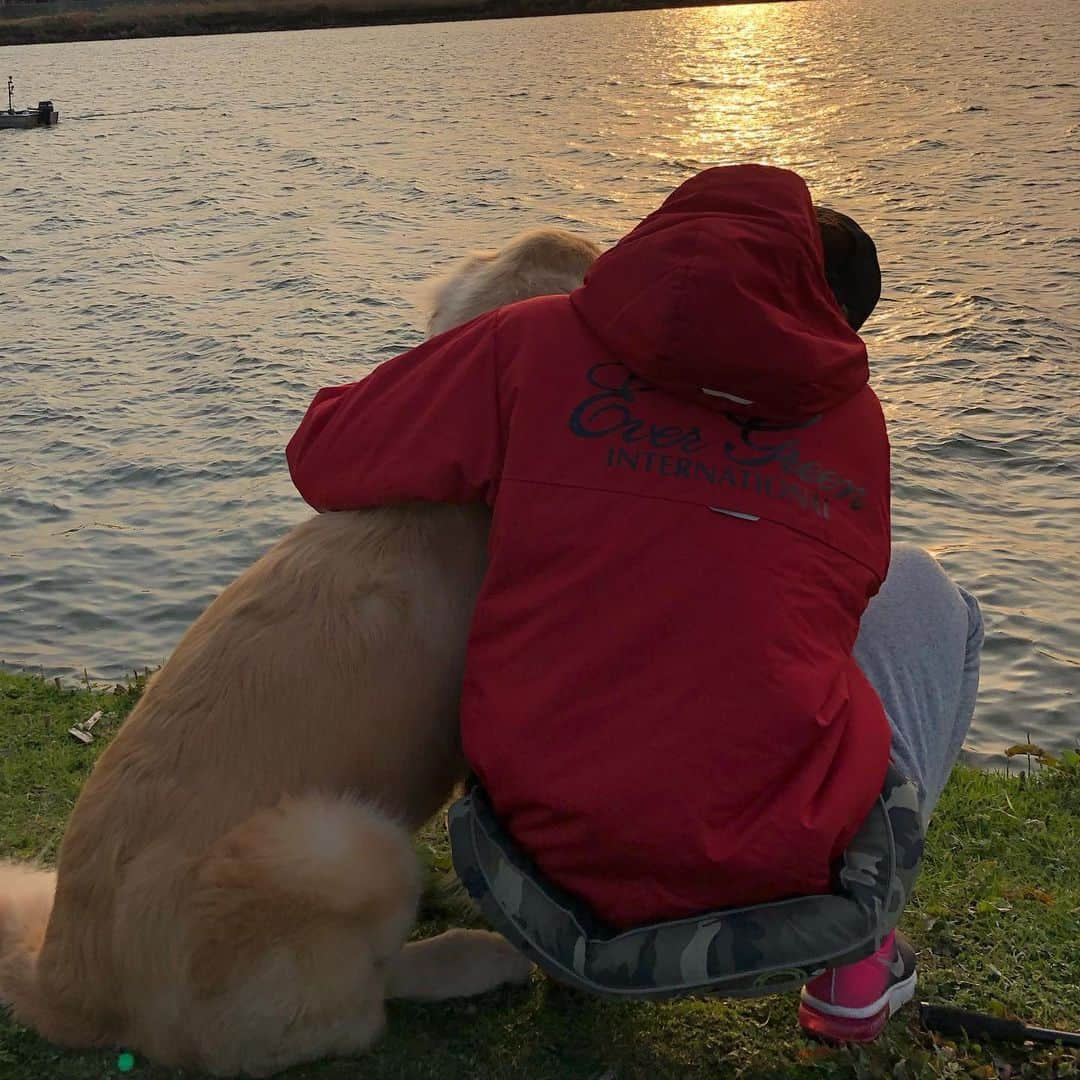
189 793 422 998
0 862 57 1021
178 794 424 1075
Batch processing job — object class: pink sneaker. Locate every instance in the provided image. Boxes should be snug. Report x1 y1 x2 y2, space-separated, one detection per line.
798 930 917 1043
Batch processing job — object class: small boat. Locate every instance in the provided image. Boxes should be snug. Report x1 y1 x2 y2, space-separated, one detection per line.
1 76 59 129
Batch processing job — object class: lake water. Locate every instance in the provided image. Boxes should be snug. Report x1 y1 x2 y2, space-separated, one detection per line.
1 0 1077 765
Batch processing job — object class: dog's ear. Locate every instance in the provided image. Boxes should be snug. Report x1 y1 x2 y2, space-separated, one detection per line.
815 205 881 333
415 251 499 339
417 229 600 339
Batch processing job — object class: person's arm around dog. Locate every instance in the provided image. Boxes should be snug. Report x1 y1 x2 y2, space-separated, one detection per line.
287 310 505 512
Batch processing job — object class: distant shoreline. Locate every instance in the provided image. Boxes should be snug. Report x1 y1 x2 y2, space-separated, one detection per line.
1 0 796 48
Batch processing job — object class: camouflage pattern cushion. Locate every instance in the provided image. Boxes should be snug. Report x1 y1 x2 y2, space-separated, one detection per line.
447 764 924 1000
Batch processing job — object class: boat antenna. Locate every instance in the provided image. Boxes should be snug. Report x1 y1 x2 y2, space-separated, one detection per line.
7 76 13 115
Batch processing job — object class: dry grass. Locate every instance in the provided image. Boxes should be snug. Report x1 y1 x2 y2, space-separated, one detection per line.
0 0 737 47
1 0 482 45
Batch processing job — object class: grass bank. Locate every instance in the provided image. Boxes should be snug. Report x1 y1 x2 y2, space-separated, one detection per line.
1 0 778 48
1 667 1077 1078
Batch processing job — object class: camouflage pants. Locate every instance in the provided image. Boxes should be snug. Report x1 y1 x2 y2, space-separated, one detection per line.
854 543 985 824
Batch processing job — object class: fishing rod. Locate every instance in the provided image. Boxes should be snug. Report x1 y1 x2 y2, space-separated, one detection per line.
919 1002 1080 1048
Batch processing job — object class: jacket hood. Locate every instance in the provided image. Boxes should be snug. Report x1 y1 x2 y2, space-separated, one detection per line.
569 165 869 420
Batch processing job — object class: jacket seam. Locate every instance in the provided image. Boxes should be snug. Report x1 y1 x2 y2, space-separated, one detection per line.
499 474 884 581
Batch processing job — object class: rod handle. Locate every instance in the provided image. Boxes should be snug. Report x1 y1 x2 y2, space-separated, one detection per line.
920 1003 1080 1047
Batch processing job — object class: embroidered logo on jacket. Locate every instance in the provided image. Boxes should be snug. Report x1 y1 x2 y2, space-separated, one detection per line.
567 363 866 520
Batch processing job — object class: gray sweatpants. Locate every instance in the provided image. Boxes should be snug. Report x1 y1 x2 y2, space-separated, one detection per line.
854 543 985 824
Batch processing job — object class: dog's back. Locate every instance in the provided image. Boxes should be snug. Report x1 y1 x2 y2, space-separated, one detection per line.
10 507 485 1063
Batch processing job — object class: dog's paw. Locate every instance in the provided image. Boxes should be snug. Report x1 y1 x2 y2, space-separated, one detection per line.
483 932 535 986
389 928 534 1000
446 928 534 990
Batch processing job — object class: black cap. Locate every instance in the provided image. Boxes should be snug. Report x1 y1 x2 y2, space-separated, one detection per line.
815 206 881 332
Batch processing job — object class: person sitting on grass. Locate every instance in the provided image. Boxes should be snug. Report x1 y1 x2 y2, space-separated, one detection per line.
286 165 983 1042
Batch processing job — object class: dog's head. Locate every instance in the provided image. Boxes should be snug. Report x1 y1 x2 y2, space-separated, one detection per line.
419 227 601 338
815 206 881 332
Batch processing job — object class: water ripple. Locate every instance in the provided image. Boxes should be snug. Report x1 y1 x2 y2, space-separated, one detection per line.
2 0 1077 763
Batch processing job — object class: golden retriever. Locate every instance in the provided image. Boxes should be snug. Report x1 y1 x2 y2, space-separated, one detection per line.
0 227 601 1076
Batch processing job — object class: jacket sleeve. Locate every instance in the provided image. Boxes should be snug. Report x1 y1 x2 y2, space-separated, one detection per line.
286 310 505 511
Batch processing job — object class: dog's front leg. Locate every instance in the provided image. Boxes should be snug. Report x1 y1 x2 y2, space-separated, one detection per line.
386 929 533 1000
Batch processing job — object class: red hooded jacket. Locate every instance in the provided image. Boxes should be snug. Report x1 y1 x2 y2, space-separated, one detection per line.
287 166 892 928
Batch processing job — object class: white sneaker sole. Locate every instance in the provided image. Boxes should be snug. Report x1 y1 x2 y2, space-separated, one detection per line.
801 969 918 1021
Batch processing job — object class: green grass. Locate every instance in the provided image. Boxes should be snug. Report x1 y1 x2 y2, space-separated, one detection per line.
1 667 1078 1079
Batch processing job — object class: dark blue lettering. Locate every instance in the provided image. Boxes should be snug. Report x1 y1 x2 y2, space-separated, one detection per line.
569 363 709 453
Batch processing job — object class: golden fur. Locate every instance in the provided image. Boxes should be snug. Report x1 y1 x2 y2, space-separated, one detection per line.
0 227 599 1076
420 227 600 337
